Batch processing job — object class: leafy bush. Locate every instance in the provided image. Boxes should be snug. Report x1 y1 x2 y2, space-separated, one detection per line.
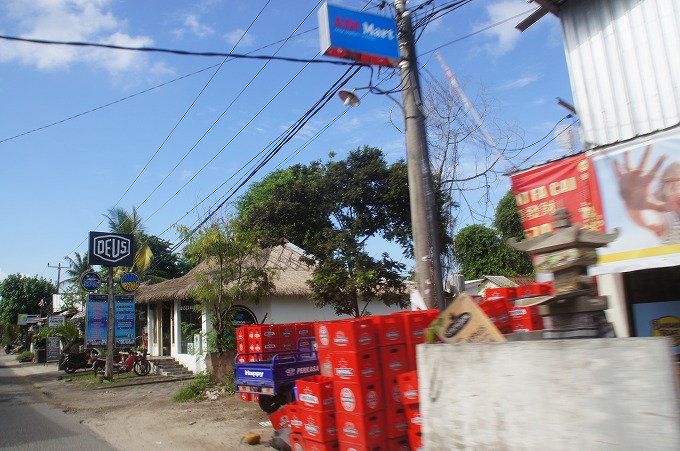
16 351 34 362
173 372 211 402
223 370 235 395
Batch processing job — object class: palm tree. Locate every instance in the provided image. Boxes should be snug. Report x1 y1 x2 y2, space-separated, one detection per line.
104 207 153 276
63 252 90 287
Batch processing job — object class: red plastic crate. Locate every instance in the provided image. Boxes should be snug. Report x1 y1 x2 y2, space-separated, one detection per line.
408 429 422 451
296 322 314 338
318 348 333 377
315 322 332 349
287 401 304 433
533 282 553 295
335 410 386 448
330 349 380 382
296 375 335 412
334 379 383 414
485 287 517 301
379 344 408 379
398 310 439 344
247 325 262 340
404 404 422 433
339 443 387 451
306 439 340 451
386 436 410 451
327 318 378 351
302 409 337 443
383 376 402 408
385 405 409 438
514 285 536 298
280 338 297 351
372 314 406 345
396 371 419 405
239 392 252 402
268 406 290 430
279 323 295 339
509 306 544 332
478 299 512 334
289 432 305 451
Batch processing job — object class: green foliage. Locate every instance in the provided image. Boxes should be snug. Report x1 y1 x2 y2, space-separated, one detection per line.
177 219 276 353
33 322 81 345
223 371 236 395
453 190 533 279
0 274 56 324
16 351 34 362
236 146 413 316
494 190 526 240
57 284 87 313
1 322 19 346
173 372 211 402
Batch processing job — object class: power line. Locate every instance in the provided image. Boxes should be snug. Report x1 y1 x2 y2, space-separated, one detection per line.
0 33 359 66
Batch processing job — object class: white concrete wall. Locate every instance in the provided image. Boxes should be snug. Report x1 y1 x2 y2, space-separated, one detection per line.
418 338 680 450
598 273 630 337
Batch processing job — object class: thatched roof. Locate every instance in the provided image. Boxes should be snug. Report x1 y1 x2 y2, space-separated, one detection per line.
135 243 313 303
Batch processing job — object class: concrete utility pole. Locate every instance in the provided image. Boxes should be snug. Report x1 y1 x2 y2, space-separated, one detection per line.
394 0 445 310
47 262 68 294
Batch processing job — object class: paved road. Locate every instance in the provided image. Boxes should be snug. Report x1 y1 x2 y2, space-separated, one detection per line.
0 354 116 451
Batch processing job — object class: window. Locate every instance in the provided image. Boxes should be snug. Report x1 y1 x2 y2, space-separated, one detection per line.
179 300 202 354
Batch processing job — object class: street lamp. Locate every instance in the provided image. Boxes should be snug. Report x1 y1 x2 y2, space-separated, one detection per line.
338 82 445 310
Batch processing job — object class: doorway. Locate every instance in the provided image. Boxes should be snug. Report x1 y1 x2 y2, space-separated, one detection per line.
161 302 172 356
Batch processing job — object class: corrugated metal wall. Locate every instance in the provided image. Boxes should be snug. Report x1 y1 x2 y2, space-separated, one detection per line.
561 0 680 148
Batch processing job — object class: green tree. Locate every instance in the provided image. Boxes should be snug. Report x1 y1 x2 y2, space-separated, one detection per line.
0 274 56 346
177 219 276 353
63 251 90 287
453 190 533 279
237 146 413 316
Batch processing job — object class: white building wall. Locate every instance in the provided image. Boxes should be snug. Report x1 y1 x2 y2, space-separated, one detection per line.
598 272 630 337
562 0 680 148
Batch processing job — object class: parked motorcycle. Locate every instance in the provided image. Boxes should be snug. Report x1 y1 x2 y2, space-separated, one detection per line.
62 348 99 374
92 348 151 376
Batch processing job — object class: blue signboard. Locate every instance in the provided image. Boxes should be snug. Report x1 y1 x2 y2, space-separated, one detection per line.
85 294 136 348
633 300 680 354
115 295 135 347
86 294 108 347
318 2 399 67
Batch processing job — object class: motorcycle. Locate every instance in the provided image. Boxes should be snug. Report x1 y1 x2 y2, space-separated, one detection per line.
92 348 151 377
62 348 99 374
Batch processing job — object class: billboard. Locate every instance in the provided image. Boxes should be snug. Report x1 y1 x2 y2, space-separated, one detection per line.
88 231 135 267
318 2 399 67
589 131 680 274
511 153 605 239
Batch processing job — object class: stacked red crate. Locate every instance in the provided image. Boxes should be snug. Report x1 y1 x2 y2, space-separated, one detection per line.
509 305 544 332
314 317 389 450
397 371 422 451
477 299 512 334
396 309 440 370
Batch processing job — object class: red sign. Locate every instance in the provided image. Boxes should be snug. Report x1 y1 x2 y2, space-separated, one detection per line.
511 154 605 238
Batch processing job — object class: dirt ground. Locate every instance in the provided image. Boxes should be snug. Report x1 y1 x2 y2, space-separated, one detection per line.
21 364 277 451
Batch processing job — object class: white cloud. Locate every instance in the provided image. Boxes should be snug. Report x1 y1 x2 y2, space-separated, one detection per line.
0 268 6 281
184 14 213 38
0 0 155 73
478 0 528 55
499 74 542 90
224 28 254 48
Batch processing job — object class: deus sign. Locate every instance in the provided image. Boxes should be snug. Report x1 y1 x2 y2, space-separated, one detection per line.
88 232 135 267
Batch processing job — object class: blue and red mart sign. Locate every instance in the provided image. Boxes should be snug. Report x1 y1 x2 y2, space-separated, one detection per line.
318 2 399 68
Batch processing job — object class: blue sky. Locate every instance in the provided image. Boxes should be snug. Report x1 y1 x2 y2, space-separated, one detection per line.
0 0 573 285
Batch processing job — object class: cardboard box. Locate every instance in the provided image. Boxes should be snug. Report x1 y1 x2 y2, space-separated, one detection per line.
430 293 507 344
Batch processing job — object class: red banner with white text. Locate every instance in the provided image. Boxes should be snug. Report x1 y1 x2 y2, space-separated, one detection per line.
510 154 605 239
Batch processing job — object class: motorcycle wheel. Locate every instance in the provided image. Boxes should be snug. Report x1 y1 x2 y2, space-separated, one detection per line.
134 359 151 376
93 361 105 377
257 394 283 414
64 361 77 374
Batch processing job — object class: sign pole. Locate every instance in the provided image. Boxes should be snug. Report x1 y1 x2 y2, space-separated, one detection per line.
105 266 114 381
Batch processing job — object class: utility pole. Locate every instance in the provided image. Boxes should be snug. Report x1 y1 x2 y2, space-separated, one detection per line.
394 0 445 310
48 262 68 294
